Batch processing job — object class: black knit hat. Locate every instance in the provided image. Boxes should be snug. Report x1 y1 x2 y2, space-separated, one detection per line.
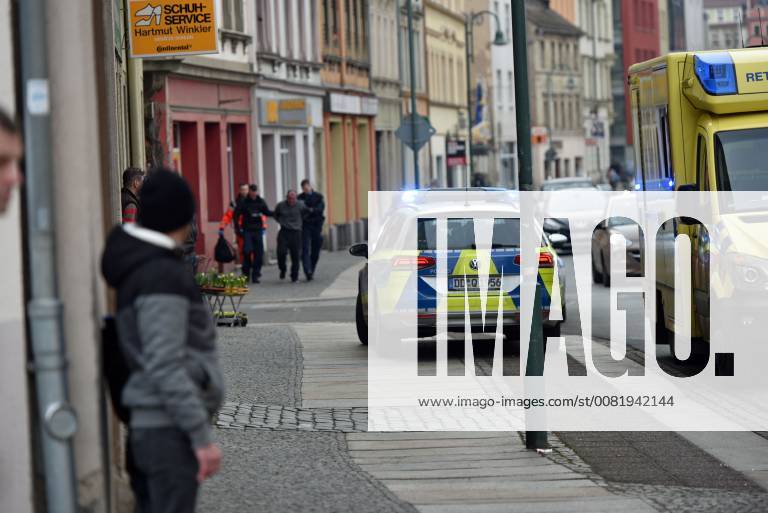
138 168 195 233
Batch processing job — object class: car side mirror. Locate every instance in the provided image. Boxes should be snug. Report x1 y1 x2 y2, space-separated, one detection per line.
349 243 368 258
676 183 697 192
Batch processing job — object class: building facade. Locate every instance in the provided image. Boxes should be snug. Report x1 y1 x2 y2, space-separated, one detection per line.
610 0 660 173
683 0 708 50
704 0 746 49
425 0 470 187
253 0 325 251
527 0 585 188
553 0 614 182
371 0 404 191
659 0 671 53
489 0 518 188
746 1 768 47
144 0 257 259
320 0 378 248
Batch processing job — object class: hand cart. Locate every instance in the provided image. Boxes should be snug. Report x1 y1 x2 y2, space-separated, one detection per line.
201 286 249 327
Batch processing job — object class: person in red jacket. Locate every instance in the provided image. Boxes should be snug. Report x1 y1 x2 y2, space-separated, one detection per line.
219 183 249 263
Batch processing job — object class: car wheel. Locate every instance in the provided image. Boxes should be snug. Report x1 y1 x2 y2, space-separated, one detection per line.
355 294 368 345
601 254 611 287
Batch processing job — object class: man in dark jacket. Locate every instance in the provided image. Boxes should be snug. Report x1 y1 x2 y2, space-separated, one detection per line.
297 179 325 281
101 169 224 513
121 167 144 224
234 184 272 283
274 190 307 283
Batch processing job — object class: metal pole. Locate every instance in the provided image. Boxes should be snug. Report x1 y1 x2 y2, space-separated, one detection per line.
591 0 602 180
511 0 533 190
510 0 547 448
525 284 548 449
396 0 408 188
19 0 79 511
406 0 420 188
465 14 474 187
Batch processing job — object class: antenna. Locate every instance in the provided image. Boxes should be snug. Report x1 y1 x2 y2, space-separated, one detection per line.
738 10 745 48
760 8 767 47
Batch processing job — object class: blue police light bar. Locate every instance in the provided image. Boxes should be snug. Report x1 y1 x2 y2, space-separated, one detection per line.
694 52 738 95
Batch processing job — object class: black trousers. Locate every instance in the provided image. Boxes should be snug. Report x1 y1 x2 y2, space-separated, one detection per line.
242 230 264 279
302 223 323 276
127 427 199 513
277 228 302 280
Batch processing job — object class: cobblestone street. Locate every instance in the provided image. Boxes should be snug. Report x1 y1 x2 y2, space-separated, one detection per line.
196 251 768 513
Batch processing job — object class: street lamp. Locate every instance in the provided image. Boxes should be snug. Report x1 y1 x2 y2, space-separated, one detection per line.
465 11 507 187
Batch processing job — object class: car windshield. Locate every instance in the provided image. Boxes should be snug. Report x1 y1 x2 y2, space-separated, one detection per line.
418 218 521 250
715 128 768 192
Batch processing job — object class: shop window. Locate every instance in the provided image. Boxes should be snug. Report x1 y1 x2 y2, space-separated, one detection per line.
280 136 297 196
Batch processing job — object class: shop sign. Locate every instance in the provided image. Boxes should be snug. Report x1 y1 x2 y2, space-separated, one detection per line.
446 139 467 167
129 0 218 58
328 93 379 116
260 99 310 127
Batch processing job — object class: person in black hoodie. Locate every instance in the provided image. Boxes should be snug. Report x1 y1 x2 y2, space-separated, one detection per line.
234 184 273 283
102 169 224 513
298 179 325 281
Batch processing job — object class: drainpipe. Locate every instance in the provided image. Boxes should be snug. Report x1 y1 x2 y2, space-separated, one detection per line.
19 0 79 512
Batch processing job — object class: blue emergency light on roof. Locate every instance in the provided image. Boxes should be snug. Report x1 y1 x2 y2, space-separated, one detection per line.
694 52 737 95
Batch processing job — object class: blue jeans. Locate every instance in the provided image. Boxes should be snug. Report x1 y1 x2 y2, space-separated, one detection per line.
242 230 264 280
302 223 323 276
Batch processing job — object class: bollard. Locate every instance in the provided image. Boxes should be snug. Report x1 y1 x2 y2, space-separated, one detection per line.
525 283 548 449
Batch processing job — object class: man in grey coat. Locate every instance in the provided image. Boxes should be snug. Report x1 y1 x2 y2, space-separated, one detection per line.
102 169 224 513
274 189 307 282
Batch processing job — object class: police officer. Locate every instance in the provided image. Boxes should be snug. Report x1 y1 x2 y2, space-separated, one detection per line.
234 184 272 283
297 179 325 281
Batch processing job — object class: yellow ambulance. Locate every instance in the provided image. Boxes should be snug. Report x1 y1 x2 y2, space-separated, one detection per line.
629 48 768 352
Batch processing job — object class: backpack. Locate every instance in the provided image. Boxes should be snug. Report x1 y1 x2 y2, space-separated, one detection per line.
101 316 131 424
214 234 236 263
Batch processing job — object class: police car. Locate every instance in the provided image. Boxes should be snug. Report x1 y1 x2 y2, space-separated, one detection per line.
349 189 566 345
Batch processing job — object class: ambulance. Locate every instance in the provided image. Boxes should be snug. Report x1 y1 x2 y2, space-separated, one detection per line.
629 48 768 352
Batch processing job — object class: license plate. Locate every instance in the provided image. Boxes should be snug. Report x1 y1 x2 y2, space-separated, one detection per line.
450 276 502 291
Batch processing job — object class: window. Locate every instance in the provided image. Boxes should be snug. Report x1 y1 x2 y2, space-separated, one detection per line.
222 0 244 32
280 136 297 195
298 0 306 59
286 0 294 57
507 71 513 106
345 0 353 55
496 70 503 104
257 0 271 51
504 3 511 42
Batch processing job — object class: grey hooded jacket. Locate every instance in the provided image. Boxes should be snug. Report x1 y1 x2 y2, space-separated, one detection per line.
102 223 224 448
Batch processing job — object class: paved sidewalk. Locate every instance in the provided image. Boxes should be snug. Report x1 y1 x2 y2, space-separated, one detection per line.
293 321 656 513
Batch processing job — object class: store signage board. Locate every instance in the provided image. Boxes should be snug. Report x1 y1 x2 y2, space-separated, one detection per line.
260 99 310 127
129 0 219 58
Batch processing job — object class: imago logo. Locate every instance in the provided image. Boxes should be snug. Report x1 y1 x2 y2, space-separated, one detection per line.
408 214 734 378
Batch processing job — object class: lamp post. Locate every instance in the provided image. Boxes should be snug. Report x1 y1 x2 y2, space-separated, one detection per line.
464 11 507 187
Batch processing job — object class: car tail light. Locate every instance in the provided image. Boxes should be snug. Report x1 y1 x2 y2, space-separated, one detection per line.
513 252 555 268
392 256 436 270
